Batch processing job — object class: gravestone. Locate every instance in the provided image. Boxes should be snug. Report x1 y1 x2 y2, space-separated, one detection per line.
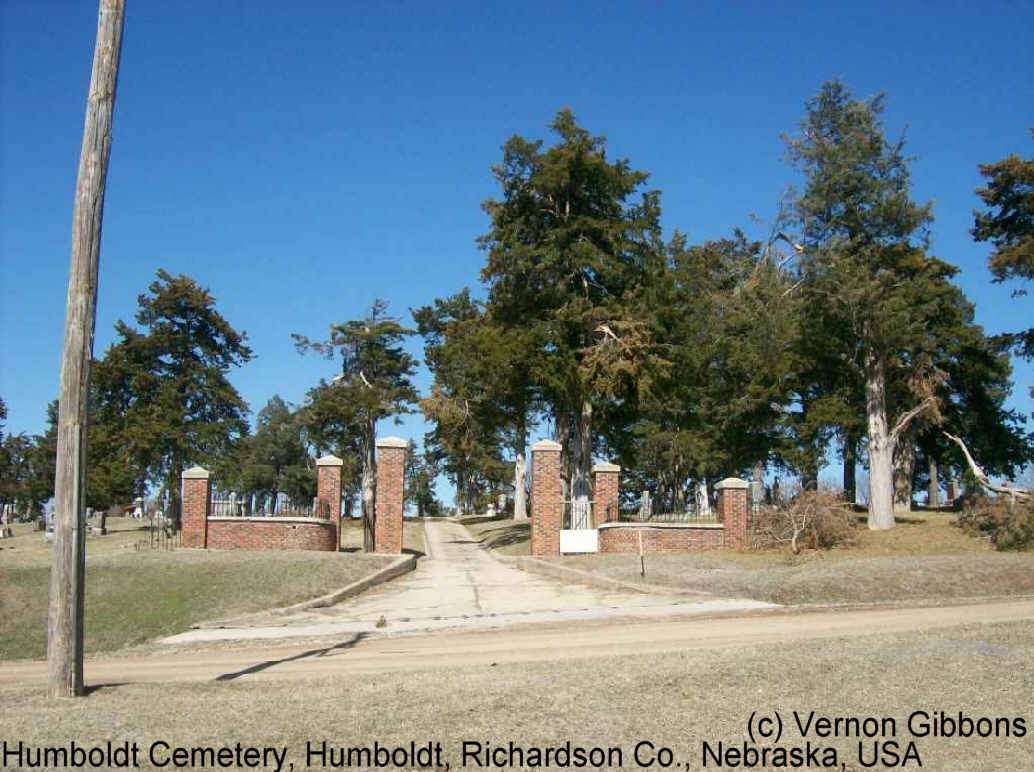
696 482 711 518
638 491 652 520
749 480 763 517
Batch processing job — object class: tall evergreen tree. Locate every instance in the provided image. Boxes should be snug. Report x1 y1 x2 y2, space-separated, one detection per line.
92 270 253 524
973 131 1034 371
294 300 418 550
479 109 664 506
612 231 799 509
786 81 947 529
414 290 522 516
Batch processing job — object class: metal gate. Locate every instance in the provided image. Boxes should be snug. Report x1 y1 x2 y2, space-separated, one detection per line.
560 499 598 553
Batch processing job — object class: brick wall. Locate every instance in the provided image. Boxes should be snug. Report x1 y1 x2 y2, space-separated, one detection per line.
592 462 620 524
206 518 337 551
530 439 563 556
598 523 724 553
716 477 750 549
181 467 210 548
375 437 406 554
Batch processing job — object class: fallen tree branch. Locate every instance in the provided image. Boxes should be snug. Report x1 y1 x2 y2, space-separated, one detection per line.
943 431 1031 500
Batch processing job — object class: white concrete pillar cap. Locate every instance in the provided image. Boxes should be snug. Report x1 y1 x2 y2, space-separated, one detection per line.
531 439 562 452
316 454 343 467
714 477 749 490
181 466 210 480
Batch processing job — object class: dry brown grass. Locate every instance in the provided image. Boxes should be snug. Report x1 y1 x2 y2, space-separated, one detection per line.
1 621 1031 771
338 516 426 555
458 515 530 555
546 513 1034 604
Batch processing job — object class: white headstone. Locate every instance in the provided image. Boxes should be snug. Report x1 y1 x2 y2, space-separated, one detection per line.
638 491 652 520
696 482 711 517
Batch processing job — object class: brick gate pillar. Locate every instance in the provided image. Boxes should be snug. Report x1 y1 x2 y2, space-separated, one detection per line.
592 462 621 525
715 477 750 549
375 436 407 554
181 466 210 548
530 439 563 556
317 454 343 550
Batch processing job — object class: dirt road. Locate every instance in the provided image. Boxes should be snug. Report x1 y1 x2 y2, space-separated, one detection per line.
3 597 1032 687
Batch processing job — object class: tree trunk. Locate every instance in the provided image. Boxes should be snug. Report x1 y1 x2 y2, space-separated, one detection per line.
361 418 376 552
843 431 857 504
864 353 895 530
555 409 572 505
571 400 593 504
928 457 940 509
513 453 527 520
893 431 916 514
797 400 818 491
512 413 527 519
672 451 685 512
48 0 125 699
167 462 182 529
801 460 819 492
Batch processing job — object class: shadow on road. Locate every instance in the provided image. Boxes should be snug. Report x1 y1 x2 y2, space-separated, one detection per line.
84 682 130 695
214 633 368 682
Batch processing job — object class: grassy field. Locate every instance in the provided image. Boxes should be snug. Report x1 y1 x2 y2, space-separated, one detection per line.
0 517 420 660
469 511 1034 604
2 620 1031 770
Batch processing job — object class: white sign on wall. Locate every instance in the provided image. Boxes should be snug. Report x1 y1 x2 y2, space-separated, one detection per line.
560 528 599 553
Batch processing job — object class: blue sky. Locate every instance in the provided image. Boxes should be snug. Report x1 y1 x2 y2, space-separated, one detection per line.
2 1 1032 499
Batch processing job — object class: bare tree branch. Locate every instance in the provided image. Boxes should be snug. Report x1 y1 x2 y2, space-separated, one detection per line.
889 393 937 445
944 431 1031 500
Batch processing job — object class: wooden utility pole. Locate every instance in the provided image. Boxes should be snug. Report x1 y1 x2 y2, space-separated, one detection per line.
48 0 125 699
